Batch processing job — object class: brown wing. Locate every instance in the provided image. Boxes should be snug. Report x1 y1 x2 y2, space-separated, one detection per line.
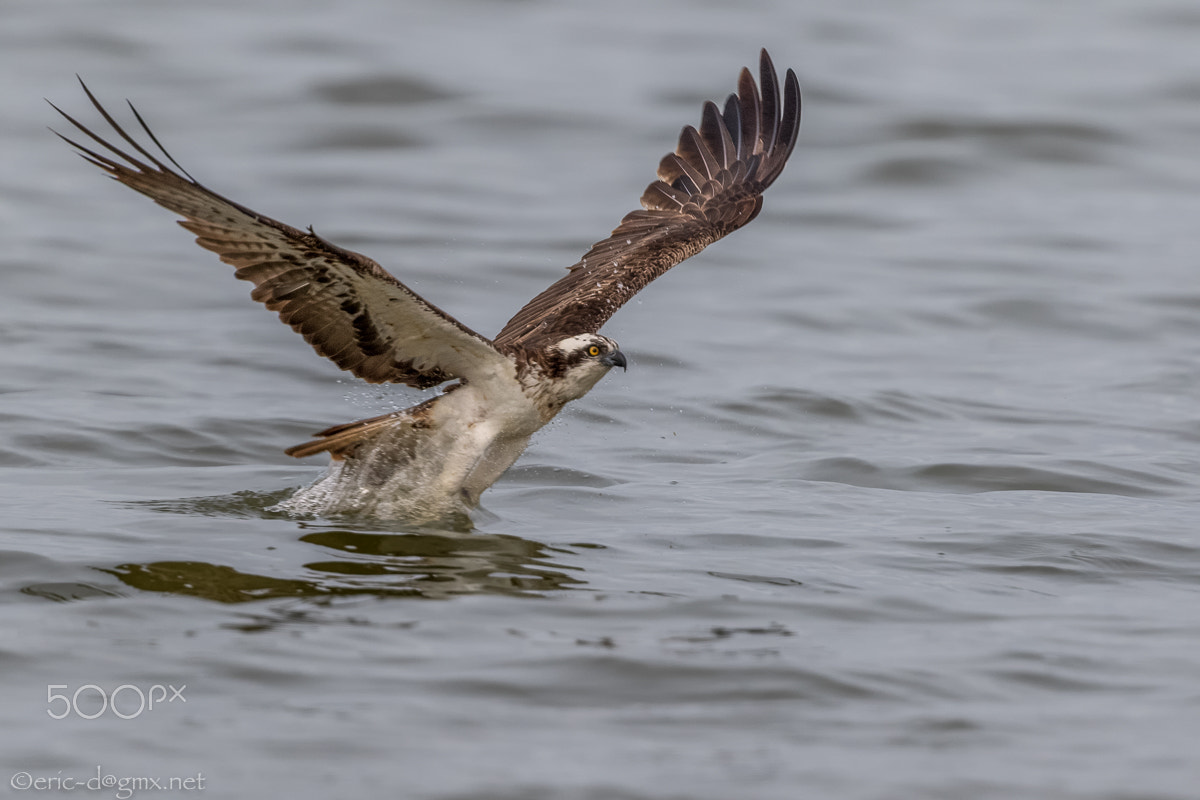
493 49 801 349
50 80 509 389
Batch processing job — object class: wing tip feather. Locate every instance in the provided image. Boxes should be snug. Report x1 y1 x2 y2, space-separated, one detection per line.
494 49 802 347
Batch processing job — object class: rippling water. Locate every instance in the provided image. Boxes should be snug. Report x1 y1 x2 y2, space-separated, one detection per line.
4 0 1200 797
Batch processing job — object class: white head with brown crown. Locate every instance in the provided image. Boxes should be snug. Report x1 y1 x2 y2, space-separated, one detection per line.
520 333 627 411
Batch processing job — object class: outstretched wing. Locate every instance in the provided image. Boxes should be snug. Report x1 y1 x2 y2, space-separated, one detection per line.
494 49 800 349
50 80 508 389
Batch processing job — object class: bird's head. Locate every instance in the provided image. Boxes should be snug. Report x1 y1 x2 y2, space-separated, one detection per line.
543 333 627 401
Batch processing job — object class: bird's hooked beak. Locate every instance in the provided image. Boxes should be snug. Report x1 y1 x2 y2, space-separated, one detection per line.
601 350 628 372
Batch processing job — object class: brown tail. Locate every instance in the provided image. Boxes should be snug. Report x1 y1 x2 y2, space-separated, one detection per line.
285 397 438 460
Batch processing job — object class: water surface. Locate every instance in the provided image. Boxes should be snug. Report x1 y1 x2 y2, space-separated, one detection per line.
3 0 1200 797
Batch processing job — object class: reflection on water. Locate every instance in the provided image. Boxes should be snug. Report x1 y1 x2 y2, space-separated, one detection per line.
102 529 584 602
25 491 589 603
296 526 586 597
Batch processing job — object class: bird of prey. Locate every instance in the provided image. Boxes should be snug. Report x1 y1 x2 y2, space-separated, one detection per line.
51 49 801 521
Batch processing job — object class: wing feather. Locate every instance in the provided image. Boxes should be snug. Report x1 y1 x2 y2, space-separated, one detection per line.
51 80 508 388
494 50 801 348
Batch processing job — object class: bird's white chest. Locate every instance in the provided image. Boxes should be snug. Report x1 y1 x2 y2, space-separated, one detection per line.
420 379 545 504
434 378 545 439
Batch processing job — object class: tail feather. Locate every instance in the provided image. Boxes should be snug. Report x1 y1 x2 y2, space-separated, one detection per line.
286 396 438 460
284 411 397 460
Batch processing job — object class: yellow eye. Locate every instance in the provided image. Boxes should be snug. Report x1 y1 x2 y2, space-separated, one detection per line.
587 345 601 357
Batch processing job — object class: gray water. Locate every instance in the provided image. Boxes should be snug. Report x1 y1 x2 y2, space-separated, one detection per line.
3 0 1200 797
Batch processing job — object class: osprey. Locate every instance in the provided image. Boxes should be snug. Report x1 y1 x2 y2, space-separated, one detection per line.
52 50 801 520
